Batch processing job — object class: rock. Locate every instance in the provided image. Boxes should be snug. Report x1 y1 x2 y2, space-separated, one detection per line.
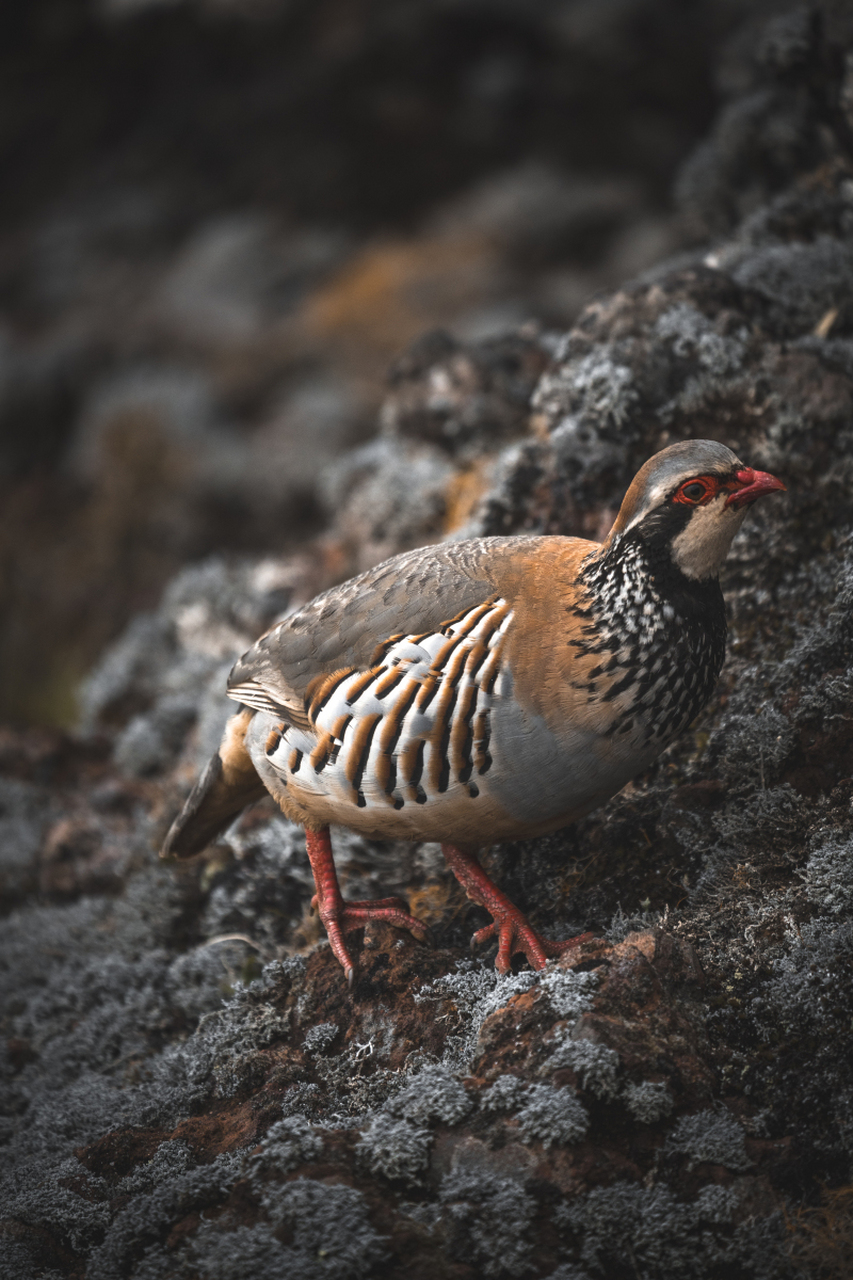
156 214 347 350
382 326 552 459
80 554 315 773
675 2 853 238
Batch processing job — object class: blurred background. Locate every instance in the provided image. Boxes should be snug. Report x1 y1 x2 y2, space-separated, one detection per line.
0 0 805 727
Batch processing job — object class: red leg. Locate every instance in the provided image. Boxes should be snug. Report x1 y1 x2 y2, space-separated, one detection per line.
441 842 592 974
304 827 431 985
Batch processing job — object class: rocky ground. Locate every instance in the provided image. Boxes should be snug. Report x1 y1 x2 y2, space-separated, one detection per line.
3 3 853 1278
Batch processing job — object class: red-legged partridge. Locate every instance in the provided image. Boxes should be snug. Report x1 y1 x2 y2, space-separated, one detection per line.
162 439 785 980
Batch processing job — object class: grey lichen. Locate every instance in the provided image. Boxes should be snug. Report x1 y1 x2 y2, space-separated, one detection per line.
664 1108 751 1171
87 1153 241 1280
534 347 638 434
0 1240 62 1280
353 1065 472 1186
414 960 539 1063
302 1021 340 1054
201 818 314 956
189 1222 294 1280
711 785 805 853
653 303 748 375
5 1158 112 1255
712 705 795 790
415 962 599 1073
557 1182 744 1279
652 302 751 417
260 1178 388 1278
117 1140 195 1195
622 1080 674 1124
480 1074 527 1113
516 1084 589 1148
730 236 853 338
81 556 295 766
538 967 600 1021
0 775 51 894
745 915 853 1159
802 834 853 916
246 1115 325 1181
114 695 198 778
355 1114 432 1186
545 1037 620 1099
278 1082 322 1119
440 1169 538 1278
385 1064 473 1126
188 1178 387 1280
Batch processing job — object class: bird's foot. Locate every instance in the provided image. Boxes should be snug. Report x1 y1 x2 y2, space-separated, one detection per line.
471 916 594 974
312 894 432 986
440 841 593 974
305 827 430 986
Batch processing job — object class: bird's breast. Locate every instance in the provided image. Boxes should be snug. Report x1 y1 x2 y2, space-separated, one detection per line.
536 565 726 761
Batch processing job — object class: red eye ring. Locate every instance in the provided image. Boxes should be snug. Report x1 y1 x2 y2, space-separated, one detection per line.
673 476 716 505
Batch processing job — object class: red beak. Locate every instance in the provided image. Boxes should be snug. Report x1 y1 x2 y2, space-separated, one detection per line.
725 468 786 510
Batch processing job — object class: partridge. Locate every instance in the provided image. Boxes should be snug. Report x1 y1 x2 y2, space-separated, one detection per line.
162 440 784 980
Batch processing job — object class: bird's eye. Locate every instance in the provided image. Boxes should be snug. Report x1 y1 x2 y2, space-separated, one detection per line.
675 479 713 504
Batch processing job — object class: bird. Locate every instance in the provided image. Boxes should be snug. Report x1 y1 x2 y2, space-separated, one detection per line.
162 439 784 982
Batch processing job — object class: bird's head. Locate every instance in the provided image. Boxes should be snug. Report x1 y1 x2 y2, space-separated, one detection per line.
605 440 786 580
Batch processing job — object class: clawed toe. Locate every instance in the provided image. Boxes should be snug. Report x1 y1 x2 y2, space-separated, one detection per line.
443 842 593 975
472 921 497 948
316 895 432 979
305 828 432 982
471 912 593 973
338 898 432 944
545 931 595 957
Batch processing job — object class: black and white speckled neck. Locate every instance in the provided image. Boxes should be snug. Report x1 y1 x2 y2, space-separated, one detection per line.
570 528 727 748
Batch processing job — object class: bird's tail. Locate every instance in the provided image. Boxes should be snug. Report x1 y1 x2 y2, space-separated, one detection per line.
160 707 266 859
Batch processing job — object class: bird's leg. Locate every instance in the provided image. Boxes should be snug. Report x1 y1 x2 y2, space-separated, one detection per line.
304 826 431 984
441 842 592 975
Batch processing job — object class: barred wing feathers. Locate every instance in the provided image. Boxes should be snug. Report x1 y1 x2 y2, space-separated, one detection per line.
225 539 526 728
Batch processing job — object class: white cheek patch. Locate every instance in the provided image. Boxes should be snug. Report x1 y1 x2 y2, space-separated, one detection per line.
670 497 747 579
